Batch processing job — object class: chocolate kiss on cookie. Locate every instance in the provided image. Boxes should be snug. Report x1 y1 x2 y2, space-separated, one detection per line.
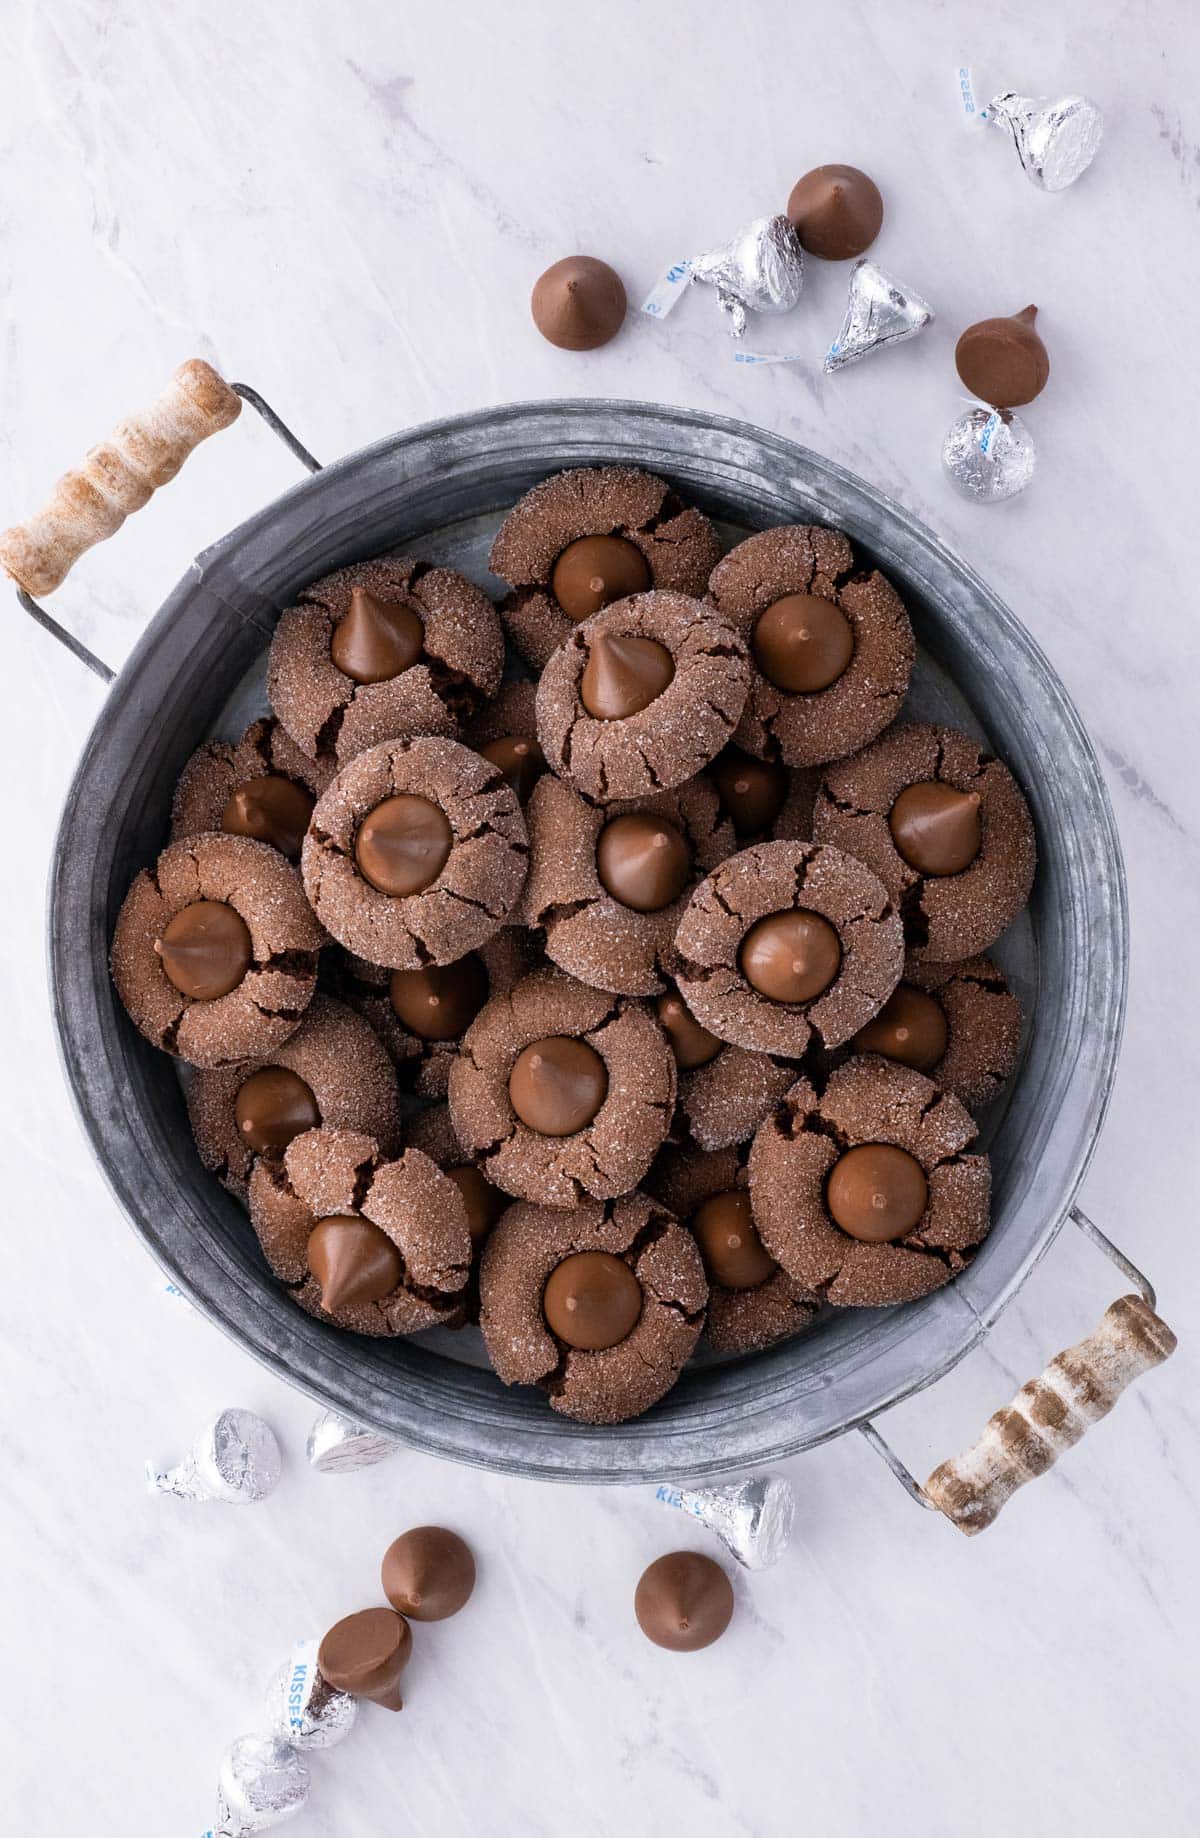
753 594 854 694
222 775 315 861
889 783 981 876
543 1250 643 1349
508 1037 609 1137
596 814 692 914
444 1164 507 1249
355 794 453 895
692 1190 776 1290
955 306 1049 409
852 983 948 1073
826 1143 929 1243
389 956 490 1042
234 1066 322 1155
306 1214 405 1313
479 734 546 803
710 748 790 837
157 901 252 1001
739 910 843 1004
580 632 675 719
330 586 424 685
655 992 722 1070
551 535 652 621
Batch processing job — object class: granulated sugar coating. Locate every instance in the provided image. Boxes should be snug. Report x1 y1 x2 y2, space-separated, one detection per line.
748 1056 991 1307
110 830 324 1067
673 839 903 1057
707 525 914 768
186 994 402 1199
268 555 503 767
448 967 676 1207
645 1138 819 1355
675 1040 797 1150
170 715 334 846
536 591 750 803
520 769 734 997
813 721 1036 961
489 466 722 670
478 1191 706 1424
302 736 528 968
248 1125 472 1335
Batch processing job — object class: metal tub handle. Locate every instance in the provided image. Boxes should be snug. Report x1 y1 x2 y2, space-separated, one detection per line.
1 362 318 682
860 1208 1177 1534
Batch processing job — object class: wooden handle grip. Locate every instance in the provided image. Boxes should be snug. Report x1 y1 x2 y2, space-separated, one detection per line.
0 359 241 596
924 1295 1176 1535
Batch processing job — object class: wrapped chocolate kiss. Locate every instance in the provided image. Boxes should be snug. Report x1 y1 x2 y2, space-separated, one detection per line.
655 1474 796 1570
146 1407 282 1504
264 1640 358 1750
988 91 1103 191
689 214 805 337
306 1409 398 1474
942 407 1037 503
214 1733 309 1836
824 260 933 372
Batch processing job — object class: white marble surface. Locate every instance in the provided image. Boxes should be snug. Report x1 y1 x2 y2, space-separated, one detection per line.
2 2 1198 1832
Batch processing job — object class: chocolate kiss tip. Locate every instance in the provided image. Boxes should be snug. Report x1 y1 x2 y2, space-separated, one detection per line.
1017 305 1038 323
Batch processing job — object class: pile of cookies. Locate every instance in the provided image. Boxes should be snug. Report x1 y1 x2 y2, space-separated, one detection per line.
110 464 1034 1427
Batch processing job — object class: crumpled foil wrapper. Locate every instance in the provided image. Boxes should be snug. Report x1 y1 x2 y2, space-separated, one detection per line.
306 1409 398 1474
690 214 804 337
146 1407 282 1504
943 406 1036 503
264 1640 358 1751
824 260 933 372
214 1733 309 1836
989 91 1103 191
655 1474 795 1570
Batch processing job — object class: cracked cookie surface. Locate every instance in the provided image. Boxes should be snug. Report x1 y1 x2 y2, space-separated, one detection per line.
707 525 913 767
447 967 676 1206
171 716 334 856
847 951 1022 1110
749 1056 991 1307
301 736 529 969
186 993 402 1200
268 556 504 767
536 590 750 802
110 830 324 1067
248 1125 472 1334
520 770 734 997
672 839 903 1057
489 465 722 670
478 1190 707 1423
812 721 1036 961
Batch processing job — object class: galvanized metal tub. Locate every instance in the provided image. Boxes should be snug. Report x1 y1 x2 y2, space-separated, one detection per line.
47 399 1127 1484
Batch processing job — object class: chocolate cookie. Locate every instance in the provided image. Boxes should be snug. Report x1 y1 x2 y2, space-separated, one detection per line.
110 831 324 1068
812 722 1037 960
185 994 402 1200
248 1126 471 1334
463 680 547 806
408 1103 526 1320
478 1191 706 1424
672 840 903 1058
646 1139 819 1356
520 771 734 996
850 953 1022 1110
488 466 722 670
171 717 334 861
268 556 504 767
709 744 819 844
302 737 528 969
707 526 913 768
447 967 676 1206
536 592 750 803
327 928 536 1098
749 1057 991 1307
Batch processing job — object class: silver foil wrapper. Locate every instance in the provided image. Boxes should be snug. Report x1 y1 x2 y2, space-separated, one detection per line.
655 1474 795 1570
690 214 804 337
942 407 1036 503
264 1640 358 1751
306 1408 398 1474
824 260 933 372
146 1407 282 1504
214 1733 309 1836
989 91 1103 191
